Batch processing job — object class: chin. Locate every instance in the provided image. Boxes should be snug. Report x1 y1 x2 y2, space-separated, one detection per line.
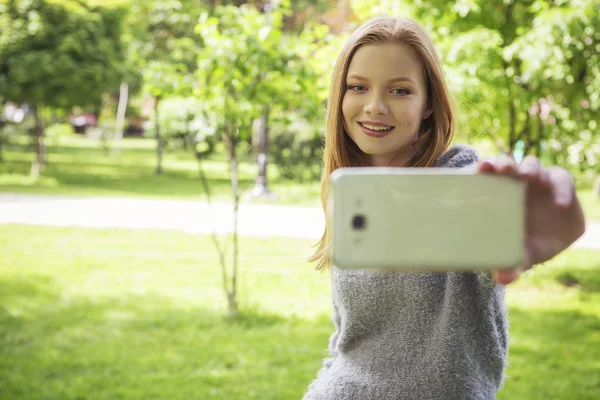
354 140 396 155
353 143 380 156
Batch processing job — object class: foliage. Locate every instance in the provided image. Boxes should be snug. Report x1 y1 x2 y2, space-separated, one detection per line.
44 122 75 144
0 0 127 109
437 0 599 169
123 0 207 99
346 0 600 174
505 0 600 169
146 96 215 151
2 0 599 179
268 113 323 181
194 2 327 139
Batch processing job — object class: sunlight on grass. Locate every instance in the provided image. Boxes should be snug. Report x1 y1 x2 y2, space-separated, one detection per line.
2 134 598 214
0 173 59 187
0 136 321 205
0 225 331 400
580 190 600 221
497 249 600 400
1 224 599 399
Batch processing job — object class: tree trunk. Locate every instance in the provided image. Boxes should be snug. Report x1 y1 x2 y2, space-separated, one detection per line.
0 118 4 162
31 104 46 178
196 123 237 318
508 100 517 153
534 108 543 158
251 104 272 197
522 112 532 155
251 1 274 198
113 82 129 155
155 96 163 175
224 121 239 317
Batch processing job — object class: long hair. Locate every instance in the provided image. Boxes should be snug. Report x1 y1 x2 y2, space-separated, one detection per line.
309 16 456 271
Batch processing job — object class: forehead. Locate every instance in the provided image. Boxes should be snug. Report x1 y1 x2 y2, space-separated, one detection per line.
347 42 425 82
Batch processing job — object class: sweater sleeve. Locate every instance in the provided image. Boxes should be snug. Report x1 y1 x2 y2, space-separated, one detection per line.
302 284 341 398
434 144 479 169
323 284 341 366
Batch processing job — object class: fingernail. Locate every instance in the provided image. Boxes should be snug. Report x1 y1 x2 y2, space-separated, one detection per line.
555 193 571 207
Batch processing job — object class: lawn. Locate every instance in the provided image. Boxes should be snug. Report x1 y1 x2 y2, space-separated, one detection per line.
580 190 600 221
1 135 600 218
1 225 599 399
0 135 321 207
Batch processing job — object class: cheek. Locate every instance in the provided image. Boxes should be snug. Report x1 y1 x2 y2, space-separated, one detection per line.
392 104 425 127
396 123 415 131
341 95 360 120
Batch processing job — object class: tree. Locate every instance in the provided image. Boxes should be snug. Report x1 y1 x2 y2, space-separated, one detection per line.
0 0 127 176
124 0 206 174
194 1 326 316
505 0 600 166
347 0 600 175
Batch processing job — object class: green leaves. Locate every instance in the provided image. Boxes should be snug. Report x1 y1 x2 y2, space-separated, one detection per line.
194 3 327 140
409 0 600 169
0 0 127 109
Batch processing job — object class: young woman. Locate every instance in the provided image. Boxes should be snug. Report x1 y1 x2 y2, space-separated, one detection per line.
303 16 586 400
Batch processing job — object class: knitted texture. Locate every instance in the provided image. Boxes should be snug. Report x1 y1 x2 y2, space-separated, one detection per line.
303 145 508 400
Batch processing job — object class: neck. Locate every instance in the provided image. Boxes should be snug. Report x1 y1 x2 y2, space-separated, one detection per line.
369 149 415 167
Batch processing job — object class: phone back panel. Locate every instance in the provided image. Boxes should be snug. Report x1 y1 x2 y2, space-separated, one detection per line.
329 168 526 270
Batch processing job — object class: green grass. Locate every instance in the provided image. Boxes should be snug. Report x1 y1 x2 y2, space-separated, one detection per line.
2 135 599 219
0 225 330 400
580 190 600 221
0 135 321 207
502 251 600 399
0 225 599 399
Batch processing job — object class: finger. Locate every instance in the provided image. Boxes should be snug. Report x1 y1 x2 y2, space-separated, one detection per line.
476 160 496 174
539 167 551 187
493 267 524 285
547 167 575 208
518 155 542 179
495 154 519 177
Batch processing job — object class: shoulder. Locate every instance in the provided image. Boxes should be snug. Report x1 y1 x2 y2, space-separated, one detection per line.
434 144 479 168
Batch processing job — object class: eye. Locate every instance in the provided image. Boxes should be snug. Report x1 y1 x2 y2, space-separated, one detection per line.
347 84 367 93
392 88 409 96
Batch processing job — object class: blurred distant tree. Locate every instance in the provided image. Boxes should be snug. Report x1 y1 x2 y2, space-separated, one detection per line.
124 0 206 174
0 0 127 176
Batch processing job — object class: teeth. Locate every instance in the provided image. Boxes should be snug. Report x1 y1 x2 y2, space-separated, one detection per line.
362 123 391 131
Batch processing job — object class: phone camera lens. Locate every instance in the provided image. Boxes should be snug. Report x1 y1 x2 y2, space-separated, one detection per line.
352 214 366 230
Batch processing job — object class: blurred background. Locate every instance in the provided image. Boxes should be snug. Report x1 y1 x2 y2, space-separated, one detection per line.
0 0 599 399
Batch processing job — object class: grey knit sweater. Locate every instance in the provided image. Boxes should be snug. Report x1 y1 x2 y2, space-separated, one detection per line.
303 145 508 400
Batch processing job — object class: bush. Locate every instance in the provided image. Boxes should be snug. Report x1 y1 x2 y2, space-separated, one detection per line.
268 113 323 182
46 122 74 137
147 97 216 154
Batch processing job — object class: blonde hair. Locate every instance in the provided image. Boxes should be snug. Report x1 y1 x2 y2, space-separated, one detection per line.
309 16 456 271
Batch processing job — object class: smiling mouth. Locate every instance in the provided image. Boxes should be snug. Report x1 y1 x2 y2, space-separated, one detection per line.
357 121 394 137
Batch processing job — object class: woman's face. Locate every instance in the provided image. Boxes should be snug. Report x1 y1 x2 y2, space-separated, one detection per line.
342 42 432 167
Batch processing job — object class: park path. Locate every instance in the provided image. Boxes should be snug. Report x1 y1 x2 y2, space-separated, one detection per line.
0 193 598 250
0 194 323 239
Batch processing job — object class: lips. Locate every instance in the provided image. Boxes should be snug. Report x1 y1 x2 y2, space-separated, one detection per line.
357 121 394 138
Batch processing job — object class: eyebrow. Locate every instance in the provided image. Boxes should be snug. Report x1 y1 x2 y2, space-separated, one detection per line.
347 74 416 84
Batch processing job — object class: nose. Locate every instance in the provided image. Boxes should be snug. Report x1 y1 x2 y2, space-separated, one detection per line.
364 94 389 115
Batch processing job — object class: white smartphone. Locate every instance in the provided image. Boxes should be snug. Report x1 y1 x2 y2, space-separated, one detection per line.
328 167 526 271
